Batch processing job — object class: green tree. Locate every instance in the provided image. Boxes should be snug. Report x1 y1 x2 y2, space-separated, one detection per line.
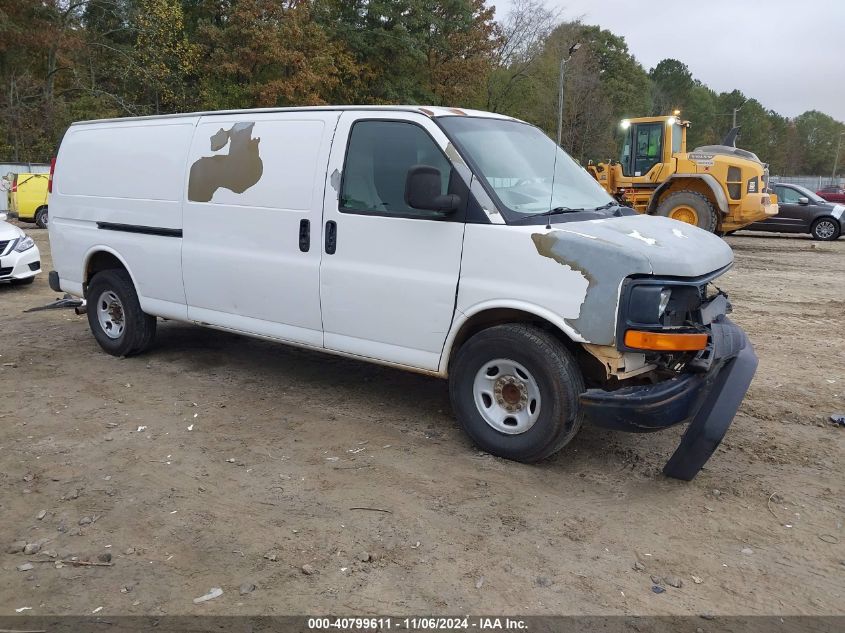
510 22 650 162
314 0 499 105
649 58 693 115
792 110 845 175
683 82 719 149
134 0 198 113
195 0 359 109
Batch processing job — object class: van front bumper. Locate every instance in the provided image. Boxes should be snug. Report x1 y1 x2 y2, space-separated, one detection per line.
580 318 757 480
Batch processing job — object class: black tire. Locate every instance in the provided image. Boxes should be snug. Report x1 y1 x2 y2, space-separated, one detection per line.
448 324 584 463
86 269 156 356
10 276 35 285
35 206 48 229
810 217 840 241
655 190 719 233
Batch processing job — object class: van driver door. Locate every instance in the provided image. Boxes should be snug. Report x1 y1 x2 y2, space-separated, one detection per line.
319 111 466 372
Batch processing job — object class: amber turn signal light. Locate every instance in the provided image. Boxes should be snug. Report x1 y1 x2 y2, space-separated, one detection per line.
624 330 708 351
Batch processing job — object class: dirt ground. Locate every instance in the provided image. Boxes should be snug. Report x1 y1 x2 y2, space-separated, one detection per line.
0 224 843 617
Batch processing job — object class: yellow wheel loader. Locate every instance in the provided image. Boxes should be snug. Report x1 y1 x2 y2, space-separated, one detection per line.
587 115 778 233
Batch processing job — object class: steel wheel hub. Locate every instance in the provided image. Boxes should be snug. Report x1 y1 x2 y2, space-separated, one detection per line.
97 290 125 339
473 359 541 435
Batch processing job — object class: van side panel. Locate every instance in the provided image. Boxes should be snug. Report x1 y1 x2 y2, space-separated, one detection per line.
455 223 593 344
182 112 339 347
50 119 197 319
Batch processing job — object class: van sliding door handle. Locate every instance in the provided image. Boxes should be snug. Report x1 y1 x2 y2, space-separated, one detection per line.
325 220 337 254
299 219 310 252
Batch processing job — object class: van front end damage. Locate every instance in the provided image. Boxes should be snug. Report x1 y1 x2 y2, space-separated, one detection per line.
581 317 756 480
579 274 757 480
527 219 755 479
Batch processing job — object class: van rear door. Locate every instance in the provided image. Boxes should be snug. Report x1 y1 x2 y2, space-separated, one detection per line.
319 111 465 371
182 111 340 347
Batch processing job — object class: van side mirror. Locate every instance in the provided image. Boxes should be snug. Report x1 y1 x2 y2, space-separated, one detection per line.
0 212 7 222
798 196 809 205
404 164 460 212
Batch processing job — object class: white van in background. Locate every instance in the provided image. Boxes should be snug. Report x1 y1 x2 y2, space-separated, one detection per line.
48 106 757 480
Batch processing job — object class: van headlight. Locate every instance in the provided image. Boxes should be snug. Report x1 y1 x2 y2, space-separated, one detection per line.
14 235 35 252
627 285 678 324
658 288 672 318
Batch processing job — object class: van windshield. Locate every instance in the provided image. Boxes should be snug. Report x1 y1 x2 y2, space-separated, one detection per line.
438 117 613 217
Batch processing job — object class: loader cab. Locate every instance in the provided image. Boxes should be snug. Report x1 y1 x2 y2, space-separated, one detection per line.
618 116 687 178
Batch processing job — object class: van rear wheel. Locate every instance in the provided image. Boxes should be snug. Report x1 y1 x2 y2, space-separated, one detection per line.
35 207 48 229
86 269 156 356
655 191 718 233
449 324 584 463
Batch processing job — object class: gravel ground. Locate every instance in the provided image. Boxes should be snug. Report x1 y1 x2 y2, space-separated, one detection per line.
0 225 842 617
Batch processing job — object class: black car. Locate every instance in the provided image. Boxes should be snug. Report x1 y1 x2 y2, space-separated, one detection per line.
744 183 843 240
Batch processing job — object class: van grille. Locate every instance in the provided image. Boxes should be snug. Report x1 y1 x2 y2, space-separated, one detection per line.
0 267 13 277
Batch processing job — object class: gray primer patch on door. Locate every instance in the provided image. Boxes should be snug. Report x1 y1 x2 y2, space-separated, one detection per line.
188 122 263 202
531 231 651 344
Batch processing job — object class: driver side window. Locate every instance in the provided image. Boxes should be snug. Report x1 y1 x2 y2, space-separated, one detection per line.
340 120 451 217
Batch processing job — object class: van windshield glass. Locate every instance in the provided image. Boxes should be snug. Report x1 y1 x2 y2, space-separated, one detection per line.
438 117 612 216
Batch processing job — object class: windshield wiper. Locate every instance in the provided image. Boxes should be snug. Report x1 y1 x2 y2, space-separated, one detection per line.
514 206 585 222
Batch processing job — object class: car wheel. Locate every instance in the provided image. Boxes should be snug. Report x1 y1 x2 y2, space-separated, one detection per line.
35 207 48 229
810 217 840 241
655 191 719 233
10 277 35 286
86 269 156 356
449 324 585 463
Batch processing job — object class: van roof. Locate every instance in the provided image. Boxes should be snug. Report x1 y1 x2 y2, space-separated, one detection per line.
70 105 521 126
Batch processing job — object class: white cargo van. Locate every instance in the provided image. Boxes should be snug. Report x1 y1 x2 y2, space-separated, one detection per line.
48 106 757 480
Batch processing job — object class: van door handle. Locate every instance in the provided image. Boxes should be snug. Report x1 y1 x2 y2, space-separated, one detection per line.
299 219 310 252
325 220 337 254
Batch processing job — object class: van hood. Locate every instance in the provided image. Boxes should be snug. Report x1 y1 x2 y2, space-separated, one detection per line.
538 213 733 278
529 214 733 344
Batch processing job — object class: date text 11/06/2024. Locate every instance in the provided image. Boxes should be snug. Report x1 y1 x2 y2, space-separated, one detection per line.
307 617 529 630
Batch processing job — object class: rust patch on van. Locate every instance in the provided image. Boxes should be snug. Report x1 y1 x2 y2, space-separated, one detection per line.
188 122 263 202
530 230 651 344
530 233 595 286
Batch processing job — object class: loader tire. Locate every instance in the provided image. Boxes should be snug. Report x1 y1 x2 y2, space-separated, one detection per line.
655 191 719 233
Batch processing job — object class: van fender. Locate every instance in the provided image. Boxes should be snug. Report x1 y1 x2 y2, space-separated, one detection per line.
438 300 587 376
647 174 729 215
81 245 139 295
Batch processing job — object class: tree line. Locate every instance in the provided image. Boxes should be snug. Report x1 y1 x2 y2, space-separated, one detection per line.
1 0 842 176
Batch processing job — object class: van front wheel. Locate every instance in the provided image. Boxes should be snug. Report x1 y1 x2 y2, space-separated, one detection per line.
86 269 156 357
449 324 584 463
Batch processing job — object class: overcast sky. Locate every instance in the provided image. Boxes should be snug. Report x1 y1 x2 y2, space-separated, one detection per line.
491 0 845 122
